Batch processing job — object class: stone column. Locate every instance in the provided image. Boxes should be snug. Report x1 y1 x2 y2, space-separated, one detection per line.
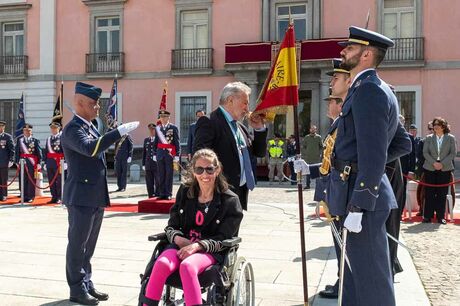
262 0 270 41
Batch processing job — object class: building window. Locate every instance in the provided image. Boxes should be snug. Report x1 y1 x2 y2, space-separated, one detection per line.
96 17 120 53
181 10 208 49
396 91 415 130
383 0 415 38
276 3 307 40
3 22 24 56
179 96 207 144
0 99 19 136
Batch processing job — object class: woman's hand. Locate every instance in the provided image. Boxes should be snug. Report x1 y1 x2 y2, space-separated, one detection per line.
177 243 204 260
433 162 443 171
174 236 191 248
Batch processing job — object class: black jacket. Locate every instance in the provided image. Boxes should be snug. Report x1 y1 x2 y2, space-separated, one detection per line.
165 185 243 254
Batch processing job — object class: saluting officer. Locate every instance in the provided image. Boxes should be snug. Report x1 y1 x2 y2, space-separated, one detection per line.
44 121 64 204
142 123 160 198
0 121 14 201
326 27 411 306
153 110 180 200
114 130 133 192
61 81 139 305
15 123 42 203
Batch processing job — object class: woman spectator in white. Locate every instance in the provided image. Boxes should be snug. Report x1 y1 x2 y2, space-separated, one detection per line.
422 117 457 224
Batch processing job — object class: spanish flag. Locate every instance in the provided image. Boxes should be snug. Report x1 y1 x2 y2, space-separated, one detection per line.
254 23 299 121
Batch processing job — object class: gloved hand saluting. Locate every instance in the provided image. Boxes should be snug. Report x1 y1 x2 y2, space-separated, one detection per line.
293 159 310 174
344 211 363 233
117 121 140 136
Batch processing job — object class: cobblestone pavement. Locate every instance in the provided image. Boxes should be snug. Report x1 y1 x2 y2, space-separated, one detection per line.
400 218 460 306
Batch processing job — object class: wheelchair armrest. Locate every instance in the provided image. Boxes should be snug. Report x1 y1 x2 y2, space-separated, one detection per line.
148 232 167 241
222 237 241 247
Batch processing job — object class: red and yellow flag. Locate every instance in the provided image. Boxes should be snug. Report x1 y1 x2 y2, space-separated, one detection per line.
254 23 298 121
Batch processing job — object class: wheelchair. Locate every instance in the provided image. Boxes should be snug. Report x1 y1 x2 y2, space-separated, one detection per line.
138 232 255 306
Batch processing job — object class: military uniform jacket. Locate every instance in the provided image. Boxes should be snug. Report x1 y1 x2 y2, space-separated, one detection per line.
0 132 14 167
153 123 180 160
61 115 122 207
327 69 411 216
165 185 243 255
44 133 64 169
142 136 157 170
14 136 42 166
115 134 133 161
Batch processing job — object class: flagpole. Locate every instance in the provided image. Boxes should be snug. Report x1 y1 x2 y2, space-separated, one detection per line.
60 81 63 118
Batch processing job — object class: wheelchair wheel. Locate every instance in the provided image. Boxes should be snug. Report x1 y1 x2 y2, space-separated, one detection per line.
226 257 255 306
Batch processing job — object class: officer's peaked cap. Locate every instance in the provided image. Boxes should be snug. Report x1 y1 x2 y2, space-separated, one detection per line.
326 58 350 76
339 26 394 50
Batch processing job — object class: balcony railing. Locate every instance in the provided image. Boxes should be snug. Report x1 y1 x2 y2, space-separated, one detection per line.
385 37 424 62
171 48 213 71
86 52 124 74
0 55 28 76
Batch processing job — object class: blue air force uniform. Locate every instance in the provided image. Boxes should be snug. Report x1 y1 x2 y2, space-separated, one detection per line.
153 113 180 199
114 133 133 191
44 123 65 203
0 128 14 200
142 131 160 198
62 82 124 299
325 27 412 306
14 126 42 202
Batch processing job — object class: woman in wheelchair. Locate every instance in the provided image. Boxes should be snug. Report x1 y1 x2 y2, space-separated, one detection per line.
143 148 243 306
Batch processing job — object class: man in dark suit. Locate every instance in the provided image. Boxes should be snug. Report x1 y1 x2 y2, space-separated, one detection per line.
114 131 133 192
326 27 411 306
44 121 65 204
193 81 268 210
187 109 205 160
61 81 139 305
0 121 14 201
153 110 180 200
142 123 160 198
15 123 42 203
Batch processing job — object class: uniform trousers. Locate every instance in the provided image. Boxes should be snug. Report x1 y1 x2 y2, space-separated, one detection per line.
342 209 395 306
423 170 451 220
47 164 62 200
145 166 159 198
157 155 173 197
19 161 35 200
115 158 128 190
66 205 104 296
0 167 8 198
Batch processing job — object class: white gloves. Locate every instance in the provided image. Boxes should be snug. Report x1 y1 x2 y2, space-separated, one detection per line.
127 157 132 163
64 162 68 170
142 165 145 171
344 212 363 233
8 161 13 168
152 156 157 162
117 121 140 136
287 157 295 162
174 156 180 163
294 159 310 174
43 164 47 171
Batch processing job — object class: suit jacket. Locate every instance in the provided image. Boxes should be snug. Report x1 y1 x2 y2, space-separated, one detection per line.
165 185 243 254
327 69 411 216
0 132 14 167
193 107 268 209
142 136 157 170
115 134 133 161
400 134 416 174
61 115 122 207
187 122 196 154
423 133 456 171
153 123 180 160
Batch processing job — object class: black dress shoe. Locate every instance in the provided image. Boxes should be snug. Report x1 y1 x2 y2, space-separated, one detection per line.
25 198 33 203
319 286 338 299
88 288 109 301
438 219 447 225
47 198 57 204
69 292 99 305
0 196 6 201
56 199 62 204
422 218 431 223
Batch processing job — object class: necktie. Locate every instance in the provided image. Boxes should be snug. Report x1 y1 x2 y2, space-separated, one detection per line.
230 120 255 190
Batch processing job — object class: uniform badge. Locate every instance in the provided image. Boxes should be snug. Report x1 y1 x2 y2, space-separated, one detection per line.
83 124 88 130
355 80 362 87
166 129 174 143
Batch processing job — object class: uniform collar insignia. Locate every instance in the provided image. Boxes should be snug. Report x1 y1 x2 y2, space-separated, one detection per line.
354 80 362 87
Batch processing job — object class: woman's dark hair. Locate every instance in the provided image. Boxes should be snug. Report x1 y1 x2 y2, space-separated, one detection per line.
431 117 450 134
183 148 229 198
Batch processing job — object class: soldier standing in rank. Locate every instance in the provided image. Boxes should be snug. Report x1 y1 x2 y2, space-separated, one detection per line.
44 121 65 204
142 123 160 198
114 130 133 192
0 121 15 201
15 123 42 203
153 110 180 200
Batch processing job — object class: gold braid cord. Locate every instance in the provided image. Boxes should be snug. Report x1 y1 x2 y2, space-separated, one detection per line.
319 129 337 175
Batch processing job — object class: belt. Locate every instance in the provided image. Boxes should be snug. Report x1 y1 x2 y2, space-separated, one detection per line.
331 158 358 174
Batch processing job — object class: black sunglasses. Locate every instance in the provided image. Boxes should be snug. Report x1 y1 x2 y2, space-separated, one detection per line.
194 166 217 175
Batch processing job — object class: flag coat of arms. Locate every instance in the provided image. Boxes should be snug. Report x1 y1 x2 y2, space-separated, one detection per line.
15 94 25 139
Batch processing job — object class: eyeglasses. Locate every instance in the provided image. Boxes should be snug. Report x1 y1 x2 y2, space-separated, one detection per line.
433 123 440 126
194 166 217 175
428 128 433 131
